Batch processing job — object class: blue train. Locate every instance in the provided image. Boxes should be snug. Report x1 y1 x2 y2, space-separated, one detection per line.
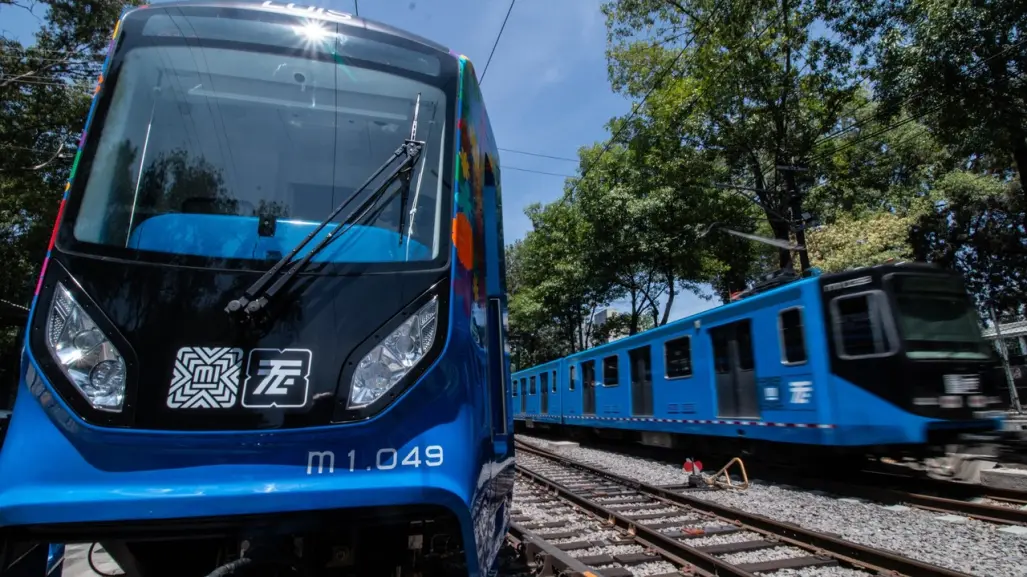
513 263 1006 460
0 3 513 576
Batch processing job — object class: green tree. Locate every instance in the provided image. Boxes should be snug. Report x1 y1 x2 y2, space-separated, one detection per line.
506 200 617 367
602 0 863 270
910 171 1027 315
829 0 1027 189
1 0 140 354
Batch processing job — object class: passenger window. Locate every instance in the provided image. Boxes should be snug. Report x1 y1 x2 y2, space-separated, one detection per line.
569 365 576 391
582 361 595 387
520 378 526 396
512 378 518 396
664 337 692 378
603 355 619 386
539 372 548 393
779 308 808 364
529 376 536 394
832 292 895 358
551 370 557 393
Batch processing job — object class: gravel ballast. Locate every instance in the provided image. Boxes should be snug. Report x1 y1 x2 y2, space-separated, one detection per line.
518 435 1027 577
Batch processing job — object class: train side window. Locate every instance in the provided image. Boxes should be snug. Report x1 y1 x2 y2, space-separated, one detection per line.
582 360 595 387
779 307 808 365
539 372 548 393
551 370 557 393
569 365 576 391
529 376 536 394
603 355 619 386
831 291 896 358
520 378 526 396
664 336 693 379
512 378 518 396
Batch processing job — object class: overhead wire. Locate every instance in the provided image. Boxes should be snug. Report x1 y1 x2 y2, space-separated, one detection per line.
806 68 1027 168
479 0 516 85
499 148 577 162
551 0 736 205
813 25 1026 150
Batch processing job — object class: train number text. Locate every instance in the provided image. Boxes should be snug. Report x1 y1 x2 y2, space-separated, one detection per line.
306 445 444 475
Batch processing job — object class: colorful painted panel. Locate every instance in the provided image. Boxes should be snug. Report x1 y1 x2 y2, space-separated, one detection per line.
452 58 500 348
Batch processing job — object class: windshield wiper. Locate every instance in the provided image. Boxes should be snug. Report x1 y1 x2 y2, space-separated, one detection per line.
225 93 427 321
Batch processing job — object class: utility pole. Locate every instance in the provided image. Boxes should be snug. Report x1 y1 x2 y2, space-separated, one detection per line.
776 164 811 273
990 306 1023 414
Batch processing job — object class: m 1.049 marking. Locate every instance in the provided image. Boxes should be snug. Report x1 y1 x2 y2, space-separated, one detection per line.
306 445 444 475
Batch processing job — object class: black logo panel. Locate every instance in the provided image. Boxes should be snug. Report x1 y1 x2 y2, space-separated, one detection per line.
241 348 313 408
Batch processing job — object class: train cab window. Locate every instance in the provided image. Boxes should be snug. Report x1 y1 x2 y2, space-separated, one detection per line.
552 370 557 393
779 308 808 364
831 292 896 358
529 376 536 394
664 336 693 378
569 365 576 391
603 355 619 386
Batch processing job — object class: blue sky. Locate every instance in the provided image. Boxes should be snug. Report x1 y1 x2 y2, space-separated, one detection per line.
1 0 720 321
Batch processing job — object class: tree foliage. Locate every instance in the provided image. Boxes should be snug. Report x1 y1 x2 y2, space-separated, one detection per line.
1 0 140 355
507 0 1027 364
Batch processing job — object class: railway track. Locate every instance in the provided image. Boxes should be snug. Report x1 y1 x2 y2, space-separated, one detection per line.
525 433 1027 527
514 441 977 577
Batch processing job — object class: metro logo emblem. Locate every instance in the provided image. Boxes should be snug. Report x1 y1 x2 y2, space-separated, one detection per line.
167 347 243 409
242 348 313 408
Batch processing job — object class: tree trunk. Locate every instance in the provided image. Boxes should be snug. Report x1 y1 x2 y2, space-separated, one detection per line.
1012 132 1027 195
661 271 675 326
770 216 794 270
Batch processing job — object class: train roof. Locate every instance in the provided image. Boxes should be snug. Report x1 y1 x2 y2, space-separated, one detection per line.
129 1 454 58
512 262 954 374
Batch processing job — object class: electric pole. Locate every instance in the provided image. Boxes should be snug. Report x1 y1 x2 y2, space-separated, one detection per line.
776 164 811 273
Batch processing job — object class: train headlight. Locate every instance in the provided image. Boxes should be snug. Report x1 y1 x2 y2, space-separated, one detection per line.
45 282 126 412
349 296 439 409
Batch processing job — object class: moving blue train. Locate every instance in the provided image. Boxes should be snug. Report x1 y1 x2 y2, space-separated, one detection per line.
513 263 1007 459
0 3 513 577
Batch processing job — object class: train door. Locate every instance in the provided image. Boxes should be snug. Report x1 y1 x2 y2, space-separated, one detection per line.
551 369 558 417
540 372 549 414
629 345 654 416
520 378 527 413
710 319 761 418
582 360 597 415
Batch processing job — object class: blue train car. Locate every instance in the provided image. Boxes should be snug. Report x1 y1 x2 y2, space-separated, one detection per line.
0 3 513 577
513 358 563 426
514 263 1005 458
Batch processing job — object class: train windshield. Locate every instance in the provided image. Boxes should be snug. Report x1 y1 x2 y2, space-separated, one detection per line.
888 274 991 360
68 6 449 270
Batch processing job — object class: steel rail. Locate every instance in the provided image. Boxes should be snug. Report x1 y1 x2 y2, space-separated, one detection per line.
516 465 754 577
516 441 975 577
506 522 597 577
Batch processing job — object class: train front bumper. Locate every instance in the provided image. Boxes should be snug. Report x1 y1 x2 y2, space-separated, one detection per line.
0 354 485 544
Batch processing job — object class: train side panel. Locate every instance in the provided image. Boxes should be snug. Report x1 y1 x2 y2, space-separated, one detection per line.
559 279 835 445
514 358 561 425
